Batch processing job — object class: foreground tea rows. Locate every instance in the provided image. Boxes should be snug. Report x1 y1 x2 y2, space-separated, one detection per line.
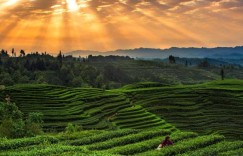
0 129 242 156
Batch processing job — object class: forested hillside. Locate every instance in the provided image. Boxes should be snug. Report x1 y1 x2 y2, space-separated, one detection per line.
2 50 242 89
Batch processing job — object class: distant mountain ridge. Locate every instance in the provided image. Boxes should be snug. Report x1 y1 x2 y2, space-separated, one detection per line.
65 46 243 59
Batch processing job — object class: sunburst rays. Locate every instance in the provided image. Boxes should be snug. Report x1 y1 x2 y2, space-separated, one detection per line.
66 0 79 11
0 0 242 53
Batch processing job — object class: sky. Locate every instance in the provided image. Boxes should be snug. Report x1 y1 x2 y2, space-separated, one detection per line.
0 0 243 54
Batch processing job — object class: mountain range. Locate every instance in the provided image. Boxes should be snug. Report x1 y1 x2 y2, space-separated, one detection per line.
65 46 243 59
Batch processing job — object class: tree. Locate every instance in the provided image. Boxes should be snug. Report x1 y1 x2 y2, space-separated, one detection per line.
220 69 225 80
20 49 25 57
103 65 130 84
95 74 104 88
70 77 83 87
11 48 15 57
36 58 46 70
24 59 31 70
0 49 9 57
57 51 63 66
198 59 210 68
0 102 25 138
30 61 36 71
59 65 74 85
0 72 14 86
25 112 44 136
168 55 176 64
65 123 82 134
0 102 44 138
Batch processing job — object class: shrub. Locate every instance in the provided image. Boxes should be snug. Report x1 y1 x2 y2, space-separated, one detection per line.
0 102 25 138
0 118 25 138
25 112 44 137
70 129 140 146
87 129 171 150
65 123 82 134
0 136 59 150
0 102 44 138
180 141 243 156
105 131 198 155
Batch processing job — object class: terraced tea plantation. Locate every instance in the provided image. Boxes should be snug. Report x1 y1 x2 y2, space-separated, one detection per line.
0 79 243 155
0 129 243 156
112 105 174 129
120 80 243 140
0 84 175 131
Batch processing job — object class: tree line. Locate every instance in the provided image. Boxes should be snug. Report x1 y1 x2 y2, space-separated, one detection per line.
0 50 135 89
1 49 236 88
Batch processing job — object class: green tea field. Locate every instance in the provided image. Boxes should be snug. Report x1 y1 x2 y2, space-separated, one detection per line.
119 80 243 139
1 129 243 156
0 79 243 155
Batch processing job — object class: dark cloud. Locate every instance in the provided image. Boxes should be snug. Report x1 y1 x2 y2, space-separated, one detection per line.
1 0 241 19
219 0 243 9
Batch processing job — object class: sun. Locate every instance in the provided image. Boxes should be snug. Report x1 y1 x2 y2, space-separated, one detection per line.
66 0 79 11
5 0 19 6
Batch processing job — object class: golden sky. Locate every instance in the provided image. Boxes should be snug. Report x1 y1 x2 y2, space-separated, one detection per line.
0 0 243 54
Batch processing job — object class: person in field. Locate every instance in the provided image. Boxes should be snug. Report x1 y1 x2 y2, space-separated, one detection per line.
157 136 174 150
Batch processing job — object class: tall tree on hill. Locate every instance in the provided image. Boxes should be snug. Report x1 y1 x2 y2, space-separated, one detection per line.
221 69 225 80
57 51 63 67
20 49 25 57
169 55 176 64
11 48 15 57
59 65 74 85
36 58 46 71
30 61 36 71
0 49 9 57
198 59 210 68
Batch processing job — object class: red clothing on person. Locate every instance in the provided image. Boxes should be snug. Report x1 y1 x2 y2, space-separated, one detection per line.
161 139 173 147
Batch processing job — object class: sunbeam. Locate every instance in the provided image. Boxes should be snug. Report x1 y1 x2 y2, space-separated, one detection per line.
66 0 78 11
5 0 19 6
0 0 242 52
